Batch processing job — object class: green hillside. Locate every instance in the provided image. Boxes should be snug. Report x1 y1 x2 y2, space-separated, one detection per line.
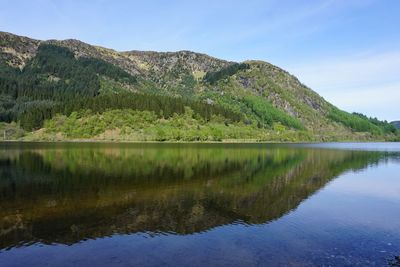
0 31 398 142
391 121 400 129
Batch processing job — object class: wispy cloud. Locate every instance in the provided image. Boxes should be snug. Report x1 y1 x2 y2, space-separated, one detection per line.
324 82 400 121
289 51 400 90
287 51 400 121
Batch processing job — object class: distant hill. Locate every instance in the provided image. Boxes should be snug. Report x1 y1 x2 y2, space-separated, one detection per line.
0 31 398 141
391 121 400 129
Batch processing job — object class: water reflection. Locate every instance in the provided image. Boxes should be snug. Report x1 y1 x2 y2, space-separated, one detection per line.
0 143 398 250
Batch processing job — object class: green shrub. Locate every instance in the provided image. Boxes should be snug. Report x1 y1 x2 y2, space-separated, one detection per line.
328 107 382 134
203 63 250 84
243 95 304 130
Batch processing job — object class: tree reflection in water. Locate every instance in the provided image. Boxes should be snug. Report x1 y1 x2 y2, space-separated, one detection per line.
0 143 396 250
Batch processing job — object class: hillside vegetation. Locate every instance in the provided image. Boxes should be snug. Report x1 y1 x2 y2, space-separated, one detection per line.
0 31 398 142
391 121 400 129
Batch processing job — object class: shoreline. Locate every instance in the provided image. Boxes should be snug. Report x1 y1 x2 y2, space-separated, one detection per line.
0 139 394 144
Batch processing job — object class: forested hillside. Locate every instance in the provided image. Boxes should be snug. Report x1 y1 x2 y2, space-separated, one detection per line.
391 121 400 129
0 31 398 141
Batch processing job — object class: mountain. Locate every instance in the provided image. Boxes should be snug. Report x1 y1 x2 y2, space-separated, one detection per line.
392 121 400 129
0 31 398 141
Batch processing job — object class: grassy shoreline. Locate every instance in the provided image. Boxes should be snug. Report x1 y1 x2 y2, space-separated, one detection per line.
0 138 393 144
1 109 397 143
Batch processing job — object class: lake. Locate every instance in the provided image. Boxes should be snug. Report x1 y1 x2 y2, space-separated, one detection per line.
0 142 399 266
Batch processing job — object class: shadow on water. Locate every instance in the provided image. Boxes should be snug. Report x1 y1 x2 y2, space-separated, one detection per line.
0 143 398 250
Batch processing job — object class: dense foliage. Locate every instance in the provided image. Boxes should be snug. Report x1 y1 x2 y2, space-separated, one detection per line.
391 121 400 129
0 44 125 99
328 107 395 135
0 44 140 127
203 63 250 84
0 44 240 130
17 92 242 130
352 112 397 134
243 95 304 130
33 108 313 142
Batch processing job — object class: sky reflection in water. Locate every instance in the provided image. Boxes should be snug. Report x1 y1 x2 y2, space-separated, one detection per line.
0 142 399 266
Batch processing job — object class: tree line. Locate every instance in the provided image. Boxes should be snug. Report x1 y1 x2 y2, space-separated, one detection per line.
328 107 396 135
203 63 250 85
0 44 241 130
17 92 242 130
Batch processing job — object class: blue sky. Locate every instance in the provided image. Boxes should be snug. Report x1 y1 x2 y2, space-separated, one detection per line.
1 0 399 121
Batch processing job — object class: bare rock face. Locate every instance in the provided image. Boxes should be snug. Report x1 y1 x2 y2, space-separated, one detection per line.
45 38 143 75
0 32 231 81
121 50 233 85
206 98 214 105
44 37 234 87
222 60 331 127
0 31 40 69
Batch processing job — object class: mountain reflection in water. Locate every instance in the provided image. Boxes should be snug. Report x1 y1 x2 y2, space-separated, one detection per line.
0 143 397 251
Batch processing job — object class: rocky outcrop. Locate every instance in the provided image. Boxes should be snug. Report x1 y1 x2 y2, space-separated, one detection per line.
0 31 40 69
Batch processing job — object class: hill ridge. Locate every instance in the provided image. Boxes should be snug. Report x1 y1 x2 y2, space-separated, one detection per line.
0 31 398 141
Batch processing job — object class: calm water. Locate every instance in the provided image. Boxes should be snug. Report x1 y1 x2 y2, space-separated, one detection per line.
0 142 399 267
